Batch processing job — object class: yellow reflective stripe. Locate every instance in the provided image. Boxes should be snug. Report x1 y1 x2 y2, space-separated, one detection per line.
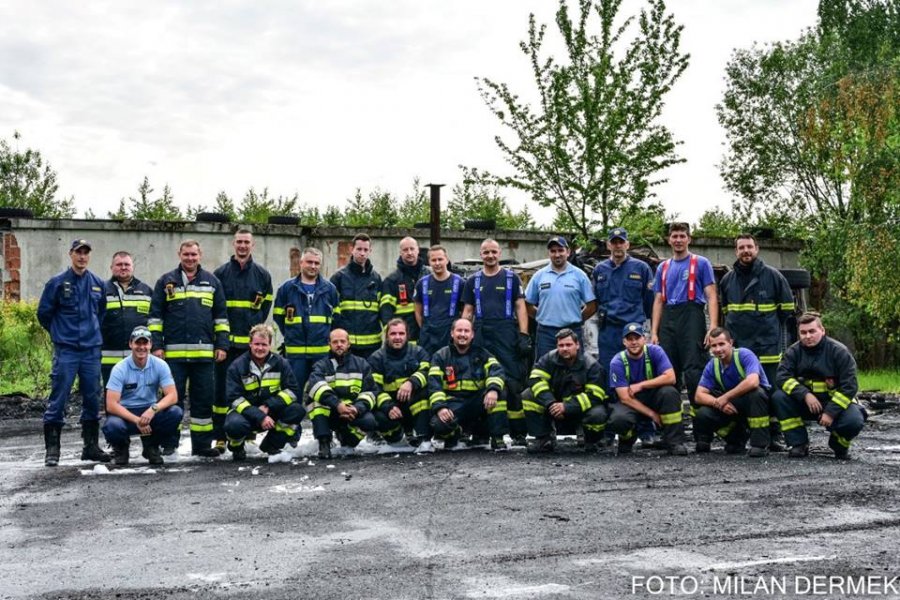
190 418 214 432
716 421 736 439
384 378 409 392
507 409 524 419
380 295 397 308
410 399 429 416
273 307 285 315
832 432 851 448
780 417 804 432
274 422 296 436
376 392 392 407
229 335 251 344
308 315 330 324
226 300 257 308
308 405 331 419
829 390 851 409
166 349 215 359
101 356 122 365
485 377 504 389
430 391 447 404
575 393 591 412
148 324 163 332
214 323 230 333
758 354 782 364
485 357 500 369
783 378 800 394
529 368 551 380
278 390 294 406
585 383 607 400
584 423 606 432
411 371 427 387
332 379 363 389
339 300 380 312
531 381 550 395
747 416 769 429
659 411 682 426
284 345 329 355
348 333 382 345
488 401 508 415
212 405 229 415
445 380 482 391
809 382 829 392
372 372 385 385
395 304 415 315
523 400 544 413
235 400 251 413
779 302 796 311
428 367 443 377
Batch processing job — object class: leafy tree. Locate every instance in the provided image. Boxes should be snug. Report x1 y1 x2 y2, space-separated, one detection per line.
0 132 75 218
237 187 300 223
108 177 183 220
448 167 535 230
693 207 744 239
343 188 400 227
396 177 431 227
473 0 689 240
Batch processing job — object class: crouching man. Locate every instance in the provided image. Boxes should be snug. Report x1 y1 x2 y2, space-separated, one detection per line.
307 328 378 459
693 328 771 457
606 322 688 455
428 318 510 451
103 326 183 465
773 313 866 459
524 328 609 453
224 324 304 461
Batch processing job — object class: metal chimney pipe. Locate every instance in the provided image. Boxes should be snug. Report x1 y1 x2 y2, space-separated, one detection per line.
425 183 444 246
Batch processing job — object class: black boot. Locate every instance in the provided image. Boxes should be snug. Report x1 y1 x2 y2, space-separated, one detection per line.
80 420 112 463
44 423 61 467
141 437 163 465
768 420 786 452
318 437 332 459
112 441 130 466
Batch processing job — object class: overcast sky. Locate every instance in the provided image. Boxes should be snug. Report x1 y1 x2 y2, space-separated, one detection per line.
0 0 819 225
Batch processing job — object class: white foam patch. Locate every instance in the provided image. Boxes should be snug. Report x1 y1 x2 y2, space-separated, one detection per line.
81 465 158 476
463 577 571 598
186 573 228 583
269 483 325 494
267 451 293 464
708 555 835 570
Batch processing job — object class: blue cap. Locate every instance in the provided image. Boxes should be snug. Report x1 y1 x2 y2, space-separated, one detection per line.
622 322 645 338
608 228 628 241
547 235 569 249
70 239 91 252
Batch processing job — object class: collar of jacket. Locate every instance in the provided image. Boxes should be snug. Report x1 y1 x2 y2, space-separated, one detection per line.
385 342 410 358
396 257 425 278
551 349 584 370
229 255 255 271
294 273 327 290
349 259 373 275
177 264 206 279
732 257 765 275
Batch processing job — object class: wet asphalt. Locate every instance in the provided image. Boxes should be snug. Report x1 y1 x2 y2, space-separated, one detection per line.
1 405 899 600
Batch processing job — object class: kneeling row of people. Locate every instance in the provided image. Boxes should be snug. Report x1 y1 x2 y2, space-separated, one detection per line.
103 311 866 464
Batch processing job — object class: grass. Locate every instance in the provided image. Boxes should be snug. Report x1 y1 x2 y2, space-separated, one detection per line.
858 369 900 393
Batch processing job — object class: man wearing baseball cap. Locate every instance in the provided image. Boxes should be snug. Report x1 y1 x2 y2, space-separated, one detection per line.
525 236 596 360
102 326 182 465
37 239 110 466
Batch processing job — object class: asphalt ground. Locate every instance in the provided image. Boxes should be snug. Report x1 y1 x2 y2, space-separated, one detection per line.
1 405 899 600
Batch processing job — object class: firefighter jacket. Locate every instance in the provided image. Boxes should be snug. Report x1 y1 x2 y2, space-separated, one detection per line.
38 268 106 349
307 352 377 414
527 351 608 417
330 259 383 349
427 345 505 411
719 258 795 366
379 257 427 339
214 256 273 349
101 277 153 366
148 265 230 361
273 275 338 357
776 336 858 420
225 351 301 427
368 342 431 413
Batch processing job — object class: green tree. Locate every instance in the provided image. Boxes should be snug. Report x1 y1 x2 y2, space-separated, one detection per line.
396 177 431 227
448 167 535 230
109 177 184 220
343 188 400 227
237 187 300 223
0 132 75 218
473 0 689 240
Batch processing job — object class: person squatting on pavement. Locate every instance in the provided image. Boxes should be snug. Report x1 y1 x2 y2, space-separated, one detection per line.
462 238 529 445
38 239 111 466
525 236 596 360
607 323 688 455
368 318 433 452
414 245 465 355
100 251 152 389
718 233 795 451
523 328 609 454
693 328 771 458
428 318 510 451
591 227 654 374
223 324 304 461
306 328 378 459
148 240 229 457
331 233 383 359
274 247 338 395
773 312 867 459
380 236 427 343
650 222 718 407
213 229 273 454
102 326 183 466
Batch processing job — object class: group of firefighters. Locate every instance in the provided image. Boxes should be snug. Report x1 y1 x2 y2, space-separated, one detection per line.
36 223 866 467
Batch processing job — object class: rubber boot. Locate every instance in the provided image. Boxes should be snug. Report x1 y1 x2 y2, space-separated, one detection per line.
44 423 61 467
112 441 130 466
141 436 163 465
80 420 112 462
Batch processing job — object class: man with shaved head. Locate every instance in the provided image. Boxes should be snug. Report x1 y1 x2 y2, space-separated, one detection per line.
380 236 427 343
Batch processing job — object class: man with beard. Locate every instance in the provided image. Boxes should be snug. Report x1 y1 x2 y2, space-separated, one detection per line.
607 323 688 455
223 324 304 461
368 319 433 452
414 245 465 355
772 313 866 459
693 328 771 457
428 318 509 451
307 328 378 459
380 237 427 343
461 239 529 445
718 233 794 451
523 329 609 453
331 233 383 359
525 236 596 360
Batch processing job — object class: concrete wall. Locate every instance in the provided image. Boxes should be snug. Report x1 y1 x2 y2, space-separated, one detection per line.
0 217 804 301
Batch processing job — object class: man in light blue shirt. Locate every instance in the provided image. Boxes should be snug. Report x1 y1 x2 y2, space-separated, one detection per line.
102 326 183 466
525 236 597 359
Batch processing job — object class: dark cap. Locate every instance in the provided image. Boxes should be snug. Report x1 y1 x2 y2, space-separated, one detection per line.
130 326 152 342
622 322 646 338
70 239 92 252
547 236 569 249
608 228 628 241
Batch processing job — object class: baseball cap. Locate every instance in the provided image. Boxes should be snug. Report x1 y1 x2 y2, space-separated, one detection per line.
547 236 569 249
608 228 628 241
70 239 92 252
622 322 645 338
130 326 152 342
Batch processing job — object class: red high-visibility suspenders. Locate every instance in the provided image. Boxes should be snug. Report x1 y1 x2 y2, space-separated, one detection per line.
660 254 698 303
